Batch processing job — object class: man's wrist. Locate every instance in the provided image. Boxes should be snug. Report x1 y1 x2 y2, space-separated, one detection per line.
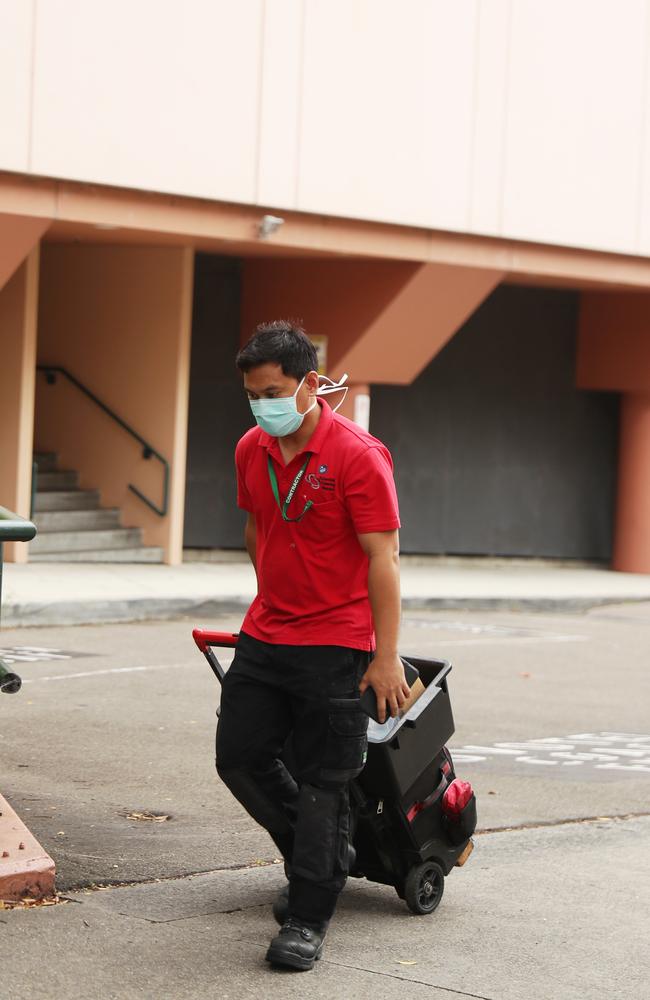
373 649 399 661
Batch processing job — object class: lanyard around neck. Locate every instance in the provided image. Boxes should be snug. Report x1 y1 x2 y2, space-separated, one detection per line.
267 453 313 522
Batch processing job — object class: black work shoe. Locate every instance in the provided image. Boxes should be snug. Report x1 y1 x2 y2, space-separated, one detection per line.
272 883 289 926
265 918 327 971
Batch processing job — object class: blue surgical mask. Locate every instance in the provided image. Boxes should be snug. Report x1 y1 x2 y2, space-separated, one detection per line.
250 376 316 437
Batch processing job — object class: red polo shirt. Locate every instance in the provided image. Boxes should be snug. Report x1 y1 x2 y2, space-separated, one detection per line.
235 400 400 650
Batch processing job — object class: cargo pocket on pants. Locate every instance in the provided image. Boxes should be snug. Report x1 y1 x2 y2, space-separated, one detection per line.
319 697 368 785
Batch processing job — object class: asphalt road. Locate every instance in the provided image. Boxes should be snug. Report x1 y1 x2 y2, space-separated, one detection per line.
2 604 649 998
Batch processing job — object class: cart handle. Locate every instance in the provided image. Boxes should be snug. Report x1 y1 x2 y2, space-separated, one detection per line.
192 629 240 685
192 629 239 652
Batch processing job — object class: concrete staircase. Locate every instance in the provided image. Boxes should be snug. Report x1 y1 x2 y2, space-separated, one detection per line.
30 452 164 562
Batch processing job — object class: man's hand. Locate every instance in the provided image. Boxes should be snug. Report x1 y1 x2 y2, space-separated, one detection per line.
359 652 411 724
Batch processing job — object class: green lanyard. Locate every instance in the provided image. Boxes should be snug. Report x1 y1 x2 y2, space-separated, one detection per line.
267 453 314 522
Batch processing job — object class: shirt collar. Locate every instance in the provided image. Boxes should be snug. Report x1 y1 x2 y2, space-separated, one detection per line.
257 398 334 459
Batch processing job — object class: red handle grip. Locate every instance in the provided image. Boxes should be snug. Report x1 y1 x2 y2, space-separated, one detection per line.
192 629 240 652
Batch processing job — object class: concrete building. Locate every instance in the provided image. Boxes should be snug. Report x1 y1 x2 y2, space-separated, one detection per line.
2 1 650 570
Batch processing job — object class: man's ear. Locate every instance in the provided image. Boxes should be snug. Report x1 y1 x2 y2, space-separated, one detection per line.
305 370 320 394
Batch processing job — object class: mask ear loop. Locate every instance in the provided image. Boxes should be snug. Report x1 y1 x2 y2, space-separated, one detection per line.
316 373 349 413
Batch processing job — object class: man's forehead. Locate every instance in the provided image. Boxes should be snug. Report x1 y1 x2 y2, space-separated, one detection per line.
243 363 292 390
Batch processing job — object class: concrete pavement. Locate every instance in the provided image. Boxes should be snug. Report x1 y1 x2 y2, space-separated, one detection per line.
3 816 647 1000
5 555 650 626
2 606 649 997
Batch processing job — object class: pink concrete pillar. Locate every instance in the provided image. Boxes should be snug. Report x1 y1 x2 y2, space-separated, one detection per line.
578 293 650 574
336 383 370 428
613 393 650 573
0 250 40 563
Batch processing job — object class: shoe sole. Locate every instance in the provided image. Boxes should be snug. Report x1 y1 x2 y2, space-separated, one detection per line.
265 943 323 971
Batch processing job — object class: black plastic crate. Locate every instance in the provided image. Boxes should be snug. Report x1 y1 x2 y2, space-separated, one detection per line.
359 657 455 801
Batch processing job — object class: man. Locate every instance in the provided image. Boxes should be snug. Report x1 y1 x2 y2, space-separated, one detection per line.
216 321 408 971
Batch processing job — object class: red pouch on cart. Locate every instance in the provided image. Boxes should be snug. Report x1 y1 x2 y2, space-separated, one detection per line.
442 778 477 845
442 779 473 816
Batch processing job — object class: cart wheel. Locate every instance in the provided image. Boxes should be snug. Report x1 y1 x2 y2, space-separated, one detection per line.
403 861 444 915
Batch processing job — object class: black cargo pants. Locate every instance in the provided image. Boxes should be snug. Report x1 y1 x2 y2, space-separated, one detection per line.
215 630 369 925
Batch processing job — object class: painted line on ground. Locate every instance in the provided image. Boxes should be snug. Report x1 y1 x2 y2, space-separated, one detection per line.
0 646 94 664
21 663 190 684
452 733 650 773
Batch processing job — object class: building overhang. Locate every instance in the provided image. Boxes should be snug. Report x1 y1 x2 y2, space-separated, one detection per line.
3 169 650 291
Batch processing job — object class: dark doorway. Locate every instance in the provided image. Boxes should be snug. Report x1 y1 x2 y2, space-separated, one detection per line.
183 254 250 549
371 285 619 559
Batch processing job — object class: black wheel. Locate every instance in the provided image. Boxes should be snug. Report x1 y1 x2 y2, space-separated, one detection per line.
403 861 444 915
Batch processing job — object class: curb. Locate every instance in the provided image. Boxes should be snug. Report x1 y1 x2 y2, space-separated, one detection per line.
2 597 251 628
1 593 643 628
0 793 55 902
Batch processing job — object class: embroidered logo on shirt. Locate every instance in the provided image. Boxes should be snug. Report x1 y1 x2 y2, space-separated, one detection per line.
319 477 335 492
306 474 320 490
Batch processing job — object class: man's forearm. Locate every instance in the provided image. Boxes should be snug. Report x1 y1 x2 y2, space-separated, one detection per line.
358 531 407 720
367 547 401 655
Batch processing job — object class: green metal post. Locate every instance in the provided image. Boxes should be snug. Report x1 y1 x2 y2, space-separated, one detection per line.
0 660 22 694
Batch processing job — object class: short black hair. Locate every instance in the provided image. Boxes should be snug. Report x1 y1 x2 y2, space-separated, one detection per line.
236 320 319 380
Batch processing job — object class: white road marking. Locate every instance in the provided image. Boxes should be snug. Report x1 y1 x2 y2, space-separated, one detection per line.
596 763 650 772
550 752 617 762
21 663 186 684
0 645 77 663
452 732 650 776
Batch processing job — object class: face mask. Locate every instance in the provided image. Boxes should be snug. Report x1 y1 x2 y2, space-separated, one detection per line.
250 375 317 437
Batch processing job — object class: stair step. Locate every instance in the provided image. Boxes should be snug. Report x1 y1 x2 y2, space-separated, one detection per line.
30 527 143 554
29 546 164 563
33 452 58 472
35 509 121 532
37 470 79 491
33 490 101 512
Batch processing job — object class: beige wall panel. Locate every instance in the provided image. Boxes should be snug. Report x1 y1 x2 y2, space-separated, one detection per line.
0 0 33 172
35 245 193 564
0 251 39 563
638 9 650 255
297 0 478 230
257 0 303 208
469 0 509 235
31 0 262 204
503 0 647 254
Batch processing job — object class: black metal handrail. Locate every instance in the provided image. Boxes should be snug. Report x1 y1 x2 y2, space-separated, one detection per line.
0 506 37 692
37 365 169 517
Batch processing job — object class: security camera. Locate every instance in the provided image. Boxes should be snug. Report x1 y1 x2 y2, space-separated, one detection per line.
258 214 285 239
